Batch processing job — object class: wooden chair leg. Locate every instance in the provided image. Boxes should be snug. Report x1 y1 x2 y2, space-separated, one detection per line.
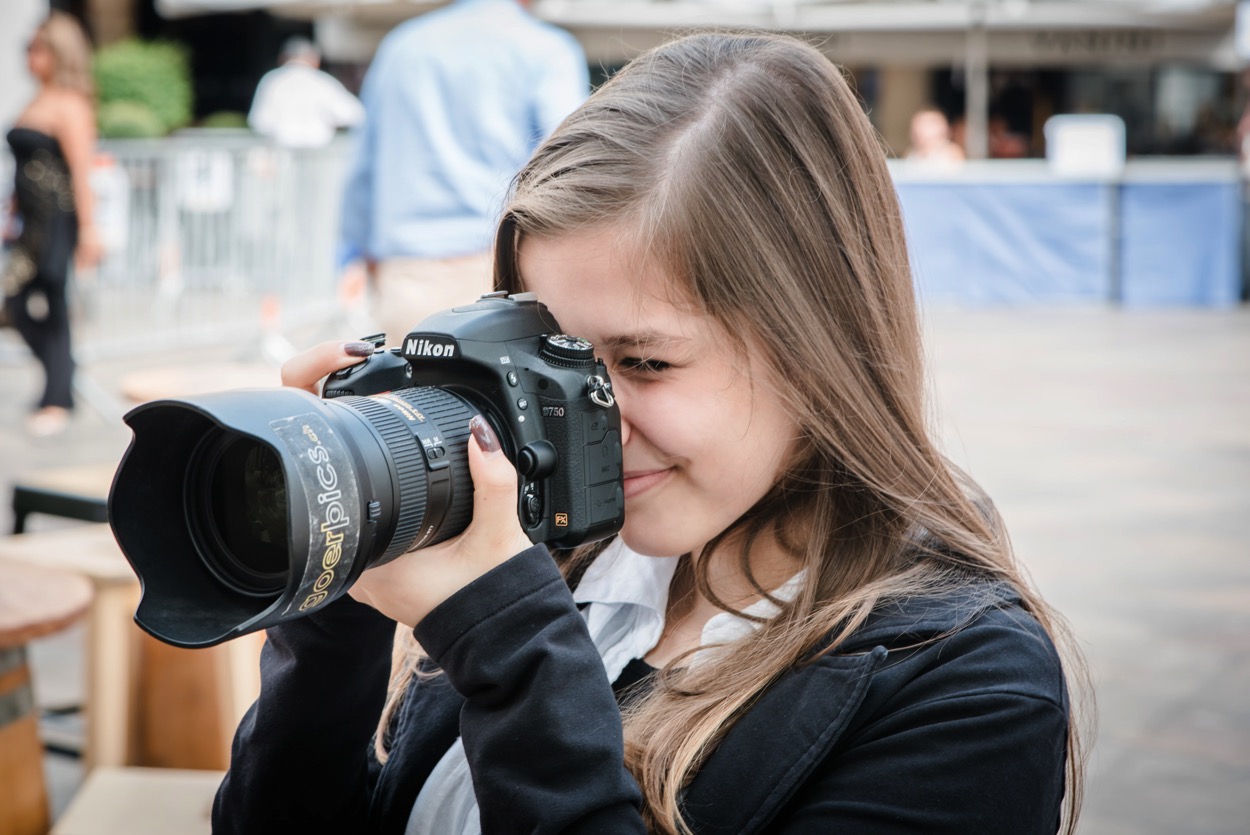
84 584 142 770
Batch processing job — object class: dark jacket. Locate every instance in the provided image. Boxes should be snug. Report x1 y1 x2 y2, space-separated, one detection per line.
213 545 1069 834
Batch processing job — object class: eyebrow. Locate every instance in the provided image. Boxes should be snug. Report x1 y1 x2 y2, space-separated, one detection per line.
599 332 692 352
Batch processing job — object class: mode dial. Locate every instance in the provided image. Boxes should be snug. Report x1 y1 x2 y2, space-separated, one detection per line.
540 334 596 368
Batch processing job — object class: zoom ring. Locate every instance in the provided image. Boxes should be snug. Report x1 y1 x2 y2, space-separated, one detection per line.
340 395 430 559
397 390 476 544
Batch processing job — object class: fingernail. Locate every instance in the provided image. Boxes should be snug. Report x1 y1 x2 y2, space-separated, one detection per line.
343 341 375 357
470 415 501 454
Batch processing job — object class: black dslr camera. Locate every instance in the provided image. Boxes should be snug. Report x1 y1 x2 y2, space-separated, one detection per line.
109 293 624 648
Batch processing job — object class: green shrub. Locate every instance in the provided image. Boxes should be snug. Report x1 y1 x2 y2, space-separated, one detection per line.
199 110 249 130
94 39 193 136
97 99 166 138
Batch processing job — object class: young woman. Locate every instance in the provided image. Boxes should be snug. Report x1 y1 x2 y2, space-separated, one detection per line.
214 32 1087 834
3 11 101 437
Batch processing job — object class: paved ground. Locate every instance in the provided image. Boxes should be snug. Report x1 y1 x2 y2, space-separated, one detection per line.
924 307 1250 834
2 305 1248 832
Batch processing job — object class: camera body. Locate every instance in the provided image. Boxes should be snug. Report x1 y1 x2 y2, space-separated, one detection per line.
323 291 624 550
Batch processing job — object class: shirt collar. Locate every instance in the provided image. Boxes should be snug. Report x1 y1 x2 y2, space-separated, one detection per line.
698 570 805 661
573 538 678 616
574 538 807 653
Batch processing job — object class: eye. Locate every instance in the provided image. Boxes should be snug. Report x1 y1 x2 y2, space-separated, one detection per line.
617 356 672 375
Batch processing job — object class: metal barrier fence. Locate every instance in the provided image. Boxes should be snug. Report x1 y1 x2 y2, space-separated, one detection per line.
3 131 355 362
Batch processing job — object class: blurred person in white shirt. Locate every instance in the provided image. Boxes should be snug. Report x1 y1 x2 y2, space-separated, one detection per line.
248 37 364 148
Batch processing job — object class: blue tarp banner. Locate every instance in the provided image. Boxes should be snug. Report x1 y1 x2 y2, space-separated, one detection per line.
1119 182 1241 307
895 177 1243 307
897 182 1113 304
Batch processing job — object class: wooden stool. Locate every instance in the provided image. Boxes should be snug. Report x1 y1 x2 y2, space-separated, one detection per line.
11 463 116 535
0 559 93 835
51 766 223 835
0 527 263 772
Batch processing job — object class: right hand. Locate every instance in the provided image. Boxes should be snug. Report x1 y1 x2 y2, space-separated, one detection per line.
280 339 376 394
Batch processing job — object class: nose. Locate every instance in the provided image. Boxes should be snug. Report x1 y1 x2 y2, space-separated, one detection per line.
613 391 632 448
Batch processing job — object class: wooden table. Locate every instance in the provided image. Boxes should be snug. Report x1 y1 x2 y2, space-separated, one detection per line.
0 559 93 835
51 766 224 835
0 526 263 773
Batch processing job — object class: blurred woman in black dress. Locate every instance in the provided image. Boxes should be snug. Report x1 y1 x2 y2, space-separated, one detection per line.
3 11 101 436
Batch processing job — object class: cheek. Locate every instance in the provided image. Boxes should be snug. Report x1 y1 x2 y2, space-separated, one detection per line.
617 384 699 454
719 388 797 488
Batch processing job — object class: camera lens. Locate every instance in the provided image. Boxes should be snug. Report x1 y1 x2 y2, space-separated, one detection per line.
110 385 486 647
190 433 290 596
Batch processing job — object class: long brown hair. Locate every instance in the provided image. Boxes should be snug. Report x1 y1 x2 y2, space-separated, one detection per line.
38 11 94 97
385 31 1089 834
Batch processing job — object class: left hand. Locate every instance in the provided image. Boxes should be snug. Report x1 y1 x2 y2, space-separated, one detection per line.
74 225 104 271
280 341 532 627
347 416 532 627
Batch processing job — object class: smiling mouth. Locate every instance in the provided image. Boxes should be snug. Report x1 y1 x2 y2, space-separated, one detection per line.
622 469 670 499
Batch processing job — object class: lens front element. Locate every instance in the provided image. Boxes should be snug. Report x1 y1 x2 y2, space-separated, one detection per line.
191 434 290 596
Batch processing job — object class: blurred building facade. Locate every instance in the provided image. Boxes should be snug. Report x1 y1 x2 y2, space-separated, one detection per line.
6 0 1239 160
534 0 1242 159
129 0 1243 161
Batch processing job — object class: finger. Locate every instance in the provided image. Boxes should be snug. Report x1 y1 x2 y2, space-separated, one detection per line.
465 416 529 549
281 340 375 393
467 414 514 494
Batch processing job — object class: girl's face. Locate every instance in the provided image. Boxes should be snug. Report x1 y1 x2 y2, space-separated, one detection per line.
26 32 53 83
519 227 798 559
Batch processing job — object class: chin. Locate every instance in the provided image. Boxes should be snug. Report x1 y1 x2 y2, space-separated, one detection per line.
619 526 693 559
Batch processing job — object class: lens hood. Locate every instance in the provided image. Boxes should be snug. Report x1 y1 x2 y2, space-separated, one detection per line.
110 387 392 647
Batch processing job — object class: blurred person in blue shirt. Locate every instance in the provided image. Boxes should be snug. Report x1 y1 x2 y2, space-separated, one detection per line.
340 0 588 345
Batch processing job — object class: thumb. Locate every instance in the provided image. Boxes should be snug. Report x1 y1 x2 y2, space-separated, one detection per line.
466 415 528 550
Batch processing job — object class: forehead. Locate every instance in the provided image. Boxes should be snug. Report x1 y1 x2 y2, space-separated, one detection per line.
517 228 701 343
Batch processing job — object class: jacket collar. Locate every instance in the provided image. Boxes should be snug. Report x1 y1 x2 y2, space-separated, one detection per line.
681 647 888 834
680 581 1020 833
